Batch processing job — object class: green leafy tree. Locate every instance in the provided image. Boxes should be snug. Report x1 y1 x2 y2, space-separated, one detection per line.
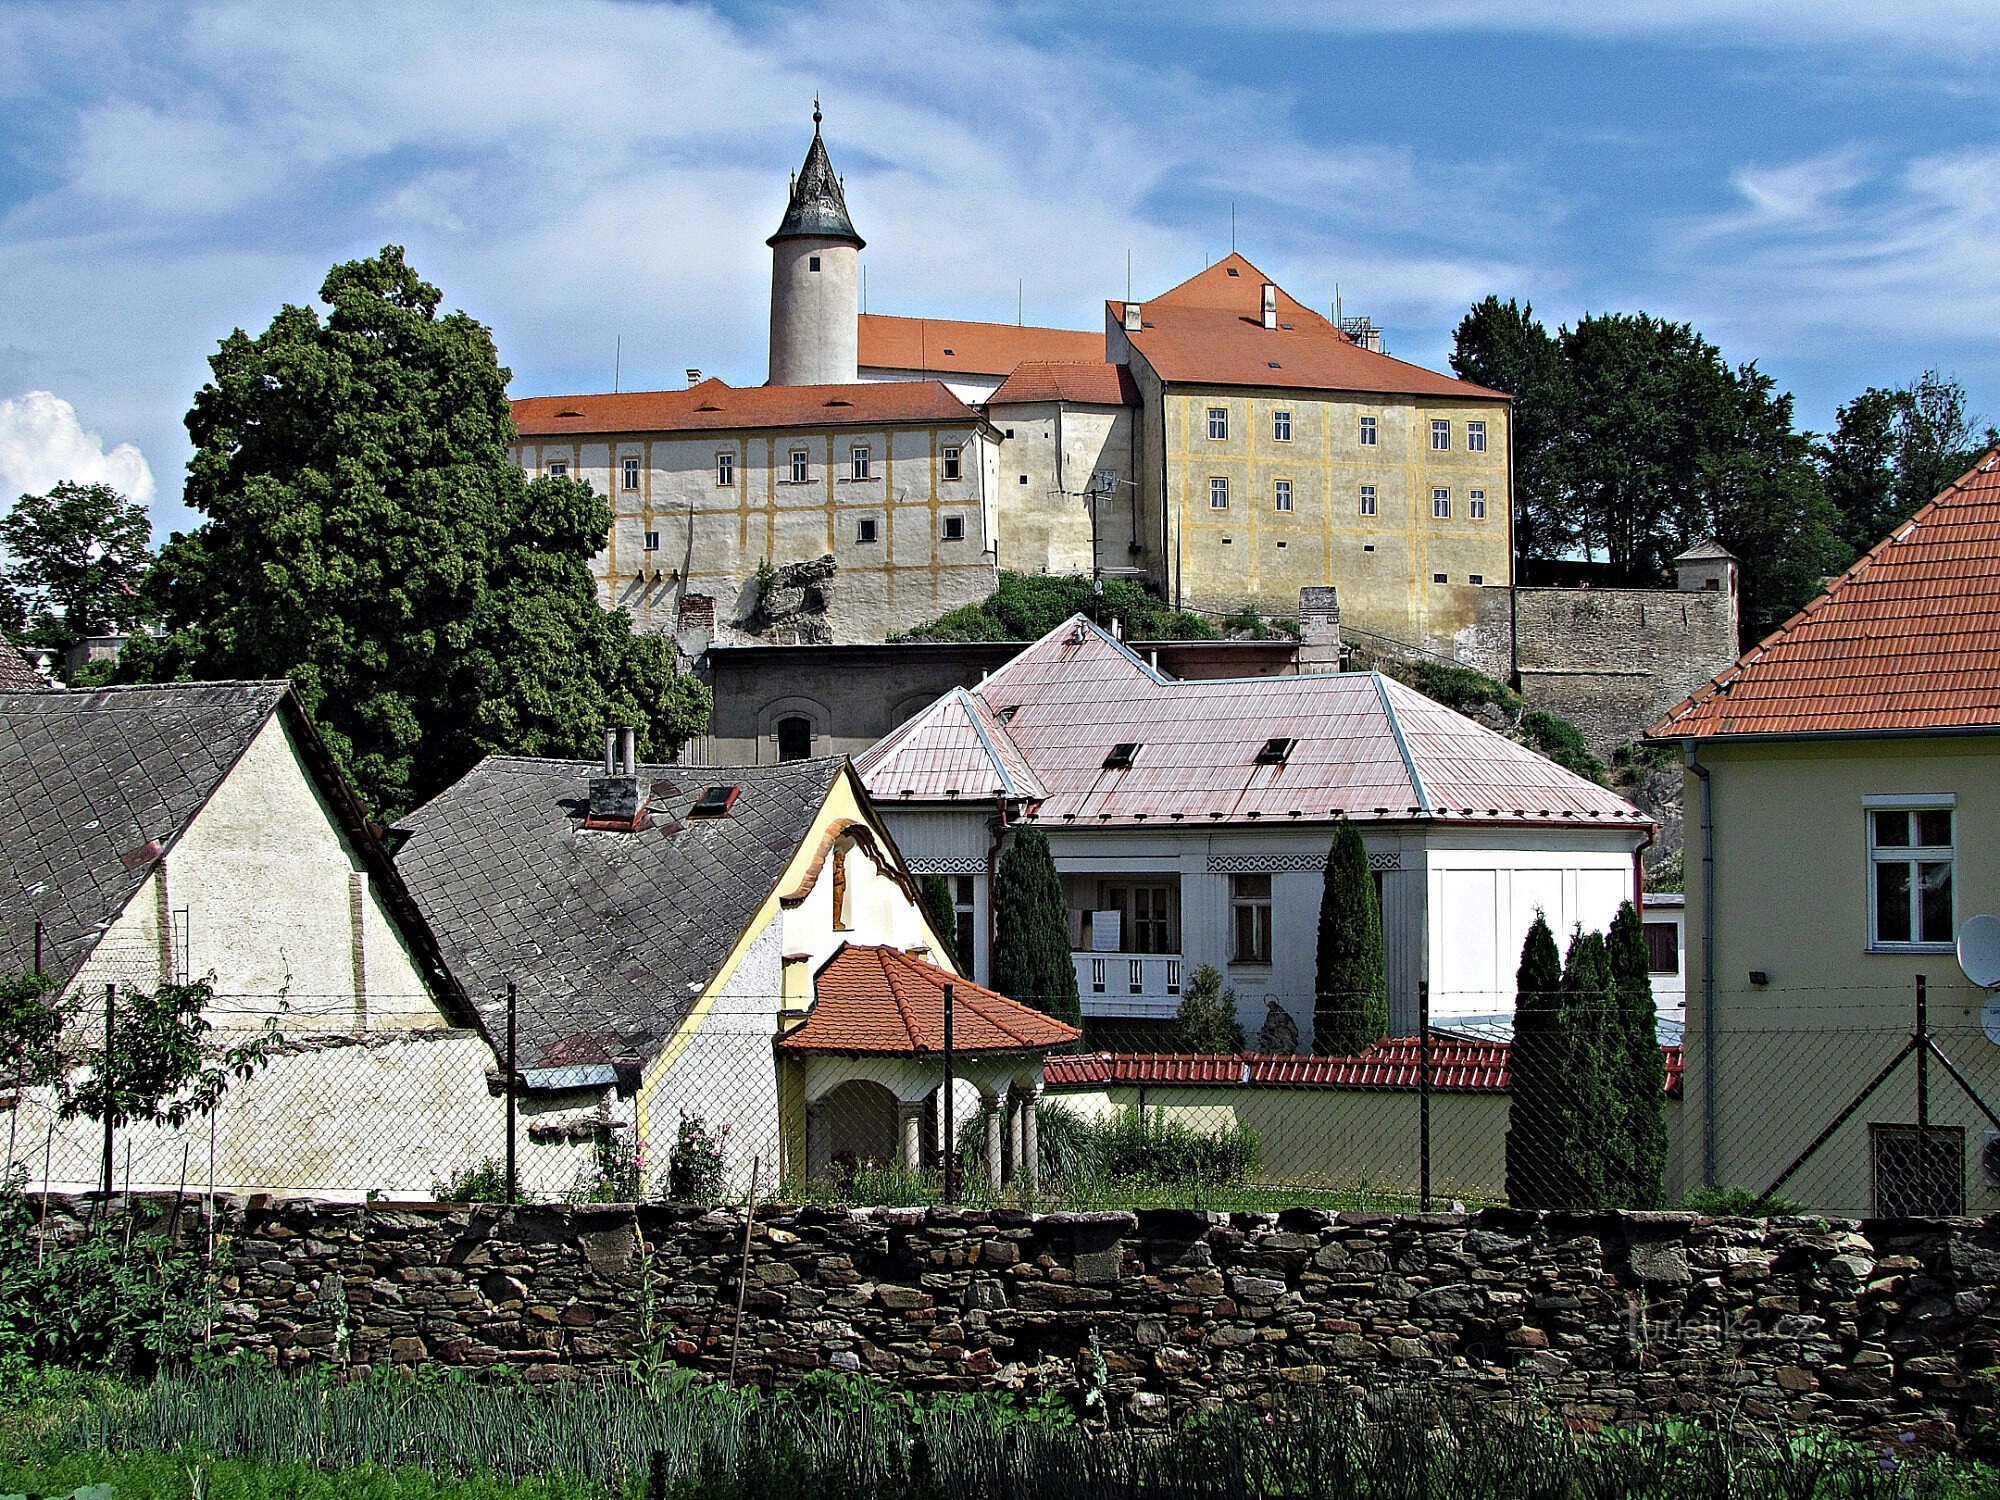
1450 296 1571 562
1505 913 1567 1208
0 481 153 650
0 970 69 1090
990 827 1080 1027
1175 964 1244 1053
920 873 959 968
120 245 708 820
1819 373 1995 556
1314 823 1389 1054
61 978 277 1129
894 571 1217 643
1607 901 1668 1208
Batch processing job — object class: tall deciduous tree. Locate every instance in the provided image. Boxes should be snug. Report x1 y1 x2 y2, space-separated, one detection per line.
1819 373 1995 556
990 828 1080 1027
1607 901 1668 1208
1504 914 1565 1208
121 246 707 819
0 481 153 649
1450 297 1570 563
1314 823 1389 1054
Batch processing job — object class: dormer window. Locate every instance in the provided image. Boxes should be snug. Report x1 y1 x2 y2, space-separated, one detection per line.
1256 736 1296 765
1103 742 1140 769
690 785 739 817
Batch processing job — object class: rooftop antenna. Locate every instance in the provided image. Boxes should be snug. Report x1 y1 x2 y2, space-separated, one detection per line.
1335 284 1343 327
614 334 621 394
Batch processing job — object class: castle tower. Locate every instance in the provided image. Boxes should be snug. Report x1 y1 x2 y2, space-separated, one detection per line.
768 102 864 386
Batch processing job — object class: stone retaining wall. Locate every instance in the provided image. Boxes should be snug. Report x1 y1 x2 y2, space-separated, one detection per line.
43 1196 2000 1445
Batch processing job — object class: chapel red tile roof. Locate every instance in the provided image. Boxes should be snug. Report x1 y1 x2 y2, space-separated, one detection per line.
779 942 1081 1055
988 362 1138 407
512 377 980 437
858 616 1644 828
1652 451 2000 739
857 315 1104 377
1112 253 1506 402
1043 1040 1684 1096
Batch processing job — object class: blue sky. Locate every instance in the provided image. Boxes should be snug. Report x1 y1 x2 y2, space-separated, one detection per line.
1 0 1995 537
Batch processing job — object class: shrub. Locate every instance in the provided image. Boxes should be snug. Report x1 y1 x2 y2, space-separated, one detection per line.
664 1112 729 1205
1408 660 1522 717
432 1157 509 1203
893 572 1220 644
1520 709 1605 783
568 1135 645 1203
1678 1184 1804 1217
1174 966 1243 1053
1097 1110 1259 1188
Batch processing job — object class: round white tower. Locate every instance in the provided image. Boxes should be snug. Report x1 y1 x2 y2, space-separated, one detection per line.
768 103 864 387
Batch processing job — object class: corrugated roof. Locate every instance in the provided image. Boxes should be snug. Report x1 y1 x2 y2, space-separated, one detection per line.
512 377 979 438
857 314 1103 377
853 687 1050 803
988 362 1138 407
862 616 1643 828
1044 1039 1684 1096
1653 451 2000 739
779 942 1078 1055
1113 254 1507 401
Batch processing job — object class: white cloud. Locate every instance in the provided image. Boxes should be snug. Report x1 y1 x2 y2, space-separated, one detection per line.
0 391 156 504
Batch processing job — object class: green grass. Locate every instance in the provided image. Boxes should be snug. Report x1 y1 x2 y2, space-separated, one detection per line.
0 1451 612 1500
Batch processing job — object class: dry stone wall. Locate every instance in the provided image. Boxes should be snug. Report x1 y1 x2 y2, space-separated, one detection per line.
45 1196 2000 1446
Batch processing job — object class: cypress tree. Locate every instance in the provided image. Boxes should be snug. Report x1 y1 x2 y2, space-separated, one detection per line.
1608 901 1669 1208
1504 913 1565 1207
920 873 959 969
1314 823 1390 1053
1556 929 1619 1209
991 828 1081 1027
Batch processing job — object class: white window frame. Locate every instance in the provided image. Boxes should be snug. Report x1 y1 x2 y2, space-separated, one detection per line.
1208 407 1229 441
716 451 735 487
1467 419 1487 453
856 515 880 544
1273 479 1293 513
1469 489 1487 520
1865 795 1956 951
790 449 810 484
940 513 966 541
643 530 661 551
1272 409 1292 442
1432 487 1451 519
1209 476 1229 510
1431 418 1451 451
621 456 641 491
547 460 568 479
942 446 962 480
850 445 871 481
1230 873 1272 965
1359 484 1377 517
1359 416 1377 447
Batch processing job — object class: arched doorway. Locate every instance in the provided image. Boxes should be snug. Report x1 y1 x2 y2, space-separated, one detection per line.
776 714 813 761
810 1078 898 1180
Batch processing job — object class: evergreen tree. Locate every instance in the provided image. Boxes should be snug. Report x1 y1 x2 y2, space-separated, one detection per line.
920 874 959 969
1556 929 1620 1208
1314 823 1390 1053
1504 913 1565 1207
990 828 1080 1027
1607 901 1668 1208
1175 964 1245 1053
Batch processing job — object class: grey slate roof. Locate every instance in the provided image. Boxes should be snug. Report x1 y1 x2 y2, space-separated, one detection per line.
767 116 864 249
392 755 847 1073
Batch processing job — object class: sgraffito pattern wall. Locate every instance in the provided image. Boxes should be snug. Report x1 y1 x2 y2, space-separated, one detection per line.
44 1196 2000 1446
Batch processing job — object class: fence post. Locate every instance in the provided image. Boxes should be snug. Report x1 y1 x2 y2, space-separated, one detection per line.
505 982 519 1206
101 983 115 1199
1418 979 1431 1213
1916 973 1930 1203
942 983 956 1204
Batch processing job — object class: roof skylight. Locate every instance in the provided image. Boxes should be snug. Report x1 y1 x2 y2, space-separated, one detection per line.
1102 742 1141 769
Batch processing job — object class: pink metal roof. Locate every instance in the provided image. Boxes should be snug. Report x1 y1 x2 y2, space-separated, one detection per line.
860 618 1643 829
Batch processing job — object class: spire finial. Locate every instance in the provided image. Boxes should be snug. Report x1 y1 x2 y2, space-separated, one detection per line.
812 95 822 132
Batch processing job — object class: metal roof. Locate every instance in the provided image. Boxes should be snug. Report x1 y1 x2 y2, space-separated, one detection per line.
767 114 863 249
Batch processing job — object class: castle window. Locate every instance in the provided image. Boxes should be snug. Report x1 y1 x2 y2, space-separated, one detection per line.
1469 573 1485 585
1359 484 1376 516
644 531 661 551
940 514 966 541
777 715 813 762
1432 487 1451 519
1433 572 1449 584
1467 420 1487 453
943 446 962 480
1208 407 1228 440
856 516 879 544
1272 410 1292 442
1470 489 1487 520
808 255 822 272
1358 417 1377 447
790 449 809 484
1210 477 1229 510
1273 479 1293 513
622 457 641 491
716 452 735 487
548 460 568 478
1431 419 1451 450
850 446 871 481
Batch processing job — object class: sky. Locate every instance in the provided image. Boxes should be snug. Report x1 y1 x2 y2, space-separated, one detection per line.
1 0 1997 538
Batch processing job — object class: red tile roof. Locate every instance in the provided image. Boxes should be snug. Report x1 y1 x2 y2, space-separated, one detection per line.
512 377 980 437
1113 253 1506 402
779 942 1080 1055
1652 451 2000 739
858 616 1644 828
1044 1040 1684 1096
857 315 1103 377
988 362 1138 407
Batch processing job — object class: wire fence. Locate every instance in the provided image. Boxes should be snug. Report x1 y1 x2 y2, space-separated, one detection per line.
4 957 1995 1223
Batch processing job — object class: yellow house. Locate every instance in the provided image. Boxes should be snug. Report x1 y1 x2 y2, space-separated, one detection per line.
1650 452 2000 1216
393 743 1073 1198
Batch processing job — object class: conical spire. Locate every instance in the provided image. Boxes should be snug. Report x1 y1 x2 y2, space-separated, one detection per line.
767 100 865 249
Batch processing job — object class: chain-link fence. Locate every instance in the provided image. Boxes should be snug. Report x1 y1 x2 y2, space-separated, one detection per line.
5 961 1993 1222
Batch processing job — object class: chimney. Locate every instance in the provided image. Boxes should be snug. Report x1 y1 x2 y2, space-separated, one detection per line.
1298 587 1342 674
1123 302 1142 332
686 368 703 387
1261 283 1278 330
587 725 644 830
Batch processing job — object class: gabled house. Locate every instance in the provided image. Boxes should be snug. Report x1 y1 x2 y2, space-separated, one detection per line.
859 616 1653 1045
0 681 483 1196
393 744 1075 1196
1651 450 2000 1216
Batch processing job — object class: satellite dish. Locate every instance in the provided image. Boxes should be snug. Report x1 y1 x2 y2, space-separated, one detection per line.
1960 913 2000 989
